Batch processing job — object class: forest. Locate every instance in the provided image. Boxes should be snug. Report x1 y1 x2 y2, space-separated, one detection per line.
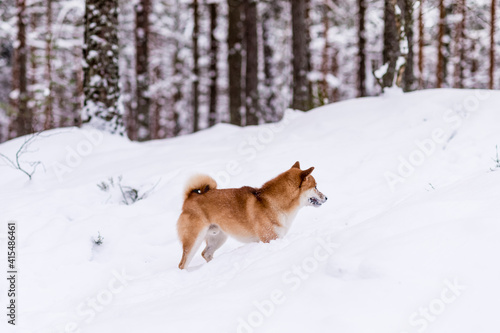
0 0 497 143
2 1 500 331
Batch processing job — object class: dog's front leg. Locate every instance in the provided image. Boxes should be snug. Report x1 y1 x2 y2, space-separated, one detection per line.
257 225 279 243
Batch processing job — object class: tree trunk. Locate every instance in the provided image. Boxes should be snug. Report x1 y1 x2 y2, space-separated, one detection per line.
29 6 39 125
192 0 199 132
357 0 367 97
228 0 243 125
320 3 330 103
291 0 310 111
305 0 313 108
418 0 424 88
436 0 445 87
245 0 259 125
82 0 124 135
73 53 83 127
208 3 218 127
10 0 30 138
470 39 479 85
261 2 277 122
490 0 496 89
399 0 415 91
453 0 466 88
44 0 54 130
381 0 399 89
150 63 161 139
124 57 136 139
15 0 29 136
172 45 183 137
331 48 340 101
134 0 151 140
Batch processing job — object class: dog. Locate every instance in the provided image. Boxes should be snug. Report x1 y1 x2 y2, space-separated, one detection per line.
176 161 327 269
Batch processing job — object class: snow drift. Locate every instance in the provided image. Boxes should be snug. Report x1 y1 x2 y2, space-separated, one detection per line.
1 89 500 333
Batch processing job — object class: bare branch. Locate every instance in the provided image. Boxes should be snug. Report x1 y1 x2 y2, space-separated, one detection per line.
0 132 43 180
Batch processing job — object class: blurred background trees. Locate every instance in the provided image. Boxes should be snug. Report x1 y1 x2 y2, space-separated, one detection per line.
0 0 498 142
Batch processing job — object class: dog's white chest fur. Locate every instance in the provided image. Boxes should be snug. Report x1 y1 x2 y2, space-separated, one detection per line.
275 209 300 238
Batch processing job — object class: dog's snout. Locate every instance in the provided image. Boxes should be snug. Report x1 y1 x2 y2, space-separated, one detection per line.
325 196 328 201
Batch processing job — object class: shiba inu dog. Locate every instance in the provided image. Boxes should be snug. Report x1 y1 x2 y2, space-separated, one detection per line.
177 162 327 269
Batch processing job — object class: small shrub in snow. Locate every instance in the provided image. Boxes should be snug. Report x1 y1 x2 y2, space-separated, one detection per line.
491 145 500 171
97 177 114 192
97 175 159 205
93 232 104 246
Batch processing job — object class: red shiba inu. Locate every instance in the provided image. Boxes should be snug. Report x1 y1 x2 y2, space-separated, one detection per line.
177 162 327 269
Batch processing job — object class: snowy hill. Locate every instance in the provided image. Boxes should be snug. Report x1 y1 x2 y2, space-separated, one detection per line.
1 89 500 333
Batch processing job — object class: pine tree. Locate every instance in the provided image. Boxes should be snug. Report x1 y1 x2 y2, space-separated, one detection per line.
50 1 83 129
29 5 40 125
228 0 243 125
261 1 282 122
418 0 424 88
320 2 330 103
357 0 367 97
73 50 83 127
291 0 310 111
381 0 399 89
192 0 199 132
44 0 54 130
331 48 340 102
134 0 151 140
399 0 415 91
82 0 124 135
170 1 186 137
490 0 496 89
208 2 218 127
245 0 259 125
436 0 445 87
305 0 313 108
453 0 466 88
9 0 30 138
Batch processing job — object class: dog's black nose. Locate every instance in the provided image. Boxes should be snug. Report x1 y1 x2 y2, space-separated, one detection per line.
325 197 328 201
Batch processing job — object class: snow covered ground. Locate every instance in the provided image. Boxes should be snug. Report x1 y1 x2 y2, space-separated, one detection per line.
1 89 500 333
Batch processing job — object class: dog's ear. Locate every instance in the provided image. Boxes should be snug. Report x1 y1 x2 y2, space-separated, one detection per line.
300 167 314 180
292 161 301 169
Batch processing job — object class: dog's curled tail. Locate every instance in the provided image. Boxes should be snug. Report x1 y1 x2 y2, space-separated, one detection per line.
184 174 217 201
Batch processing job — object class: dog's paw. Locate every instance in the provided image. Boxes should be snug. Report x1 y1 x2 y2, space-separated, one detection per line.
202 251 213 262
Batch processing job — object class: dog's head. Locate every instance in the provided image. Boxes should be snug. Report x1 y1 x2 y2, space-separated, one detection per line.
290 161 327 208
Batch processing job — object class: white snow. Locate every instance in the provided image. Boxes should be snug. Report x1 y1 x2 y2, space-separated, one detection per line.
89 75 102 86
326 73 340 88
87 50 99 60
396 55 406 70
8 89 19 100
307 71 322 82
1 89 500 333
90 35 107 46
374 62 389 79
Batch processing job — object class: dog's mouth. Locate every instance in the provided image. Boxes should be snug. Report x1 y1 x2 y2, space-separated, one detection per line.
308 197 323 207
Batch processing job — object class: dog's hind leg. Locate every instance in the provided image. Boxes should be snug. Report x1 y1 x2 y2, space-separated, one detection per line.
201 224 228 263
177 213 209 269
